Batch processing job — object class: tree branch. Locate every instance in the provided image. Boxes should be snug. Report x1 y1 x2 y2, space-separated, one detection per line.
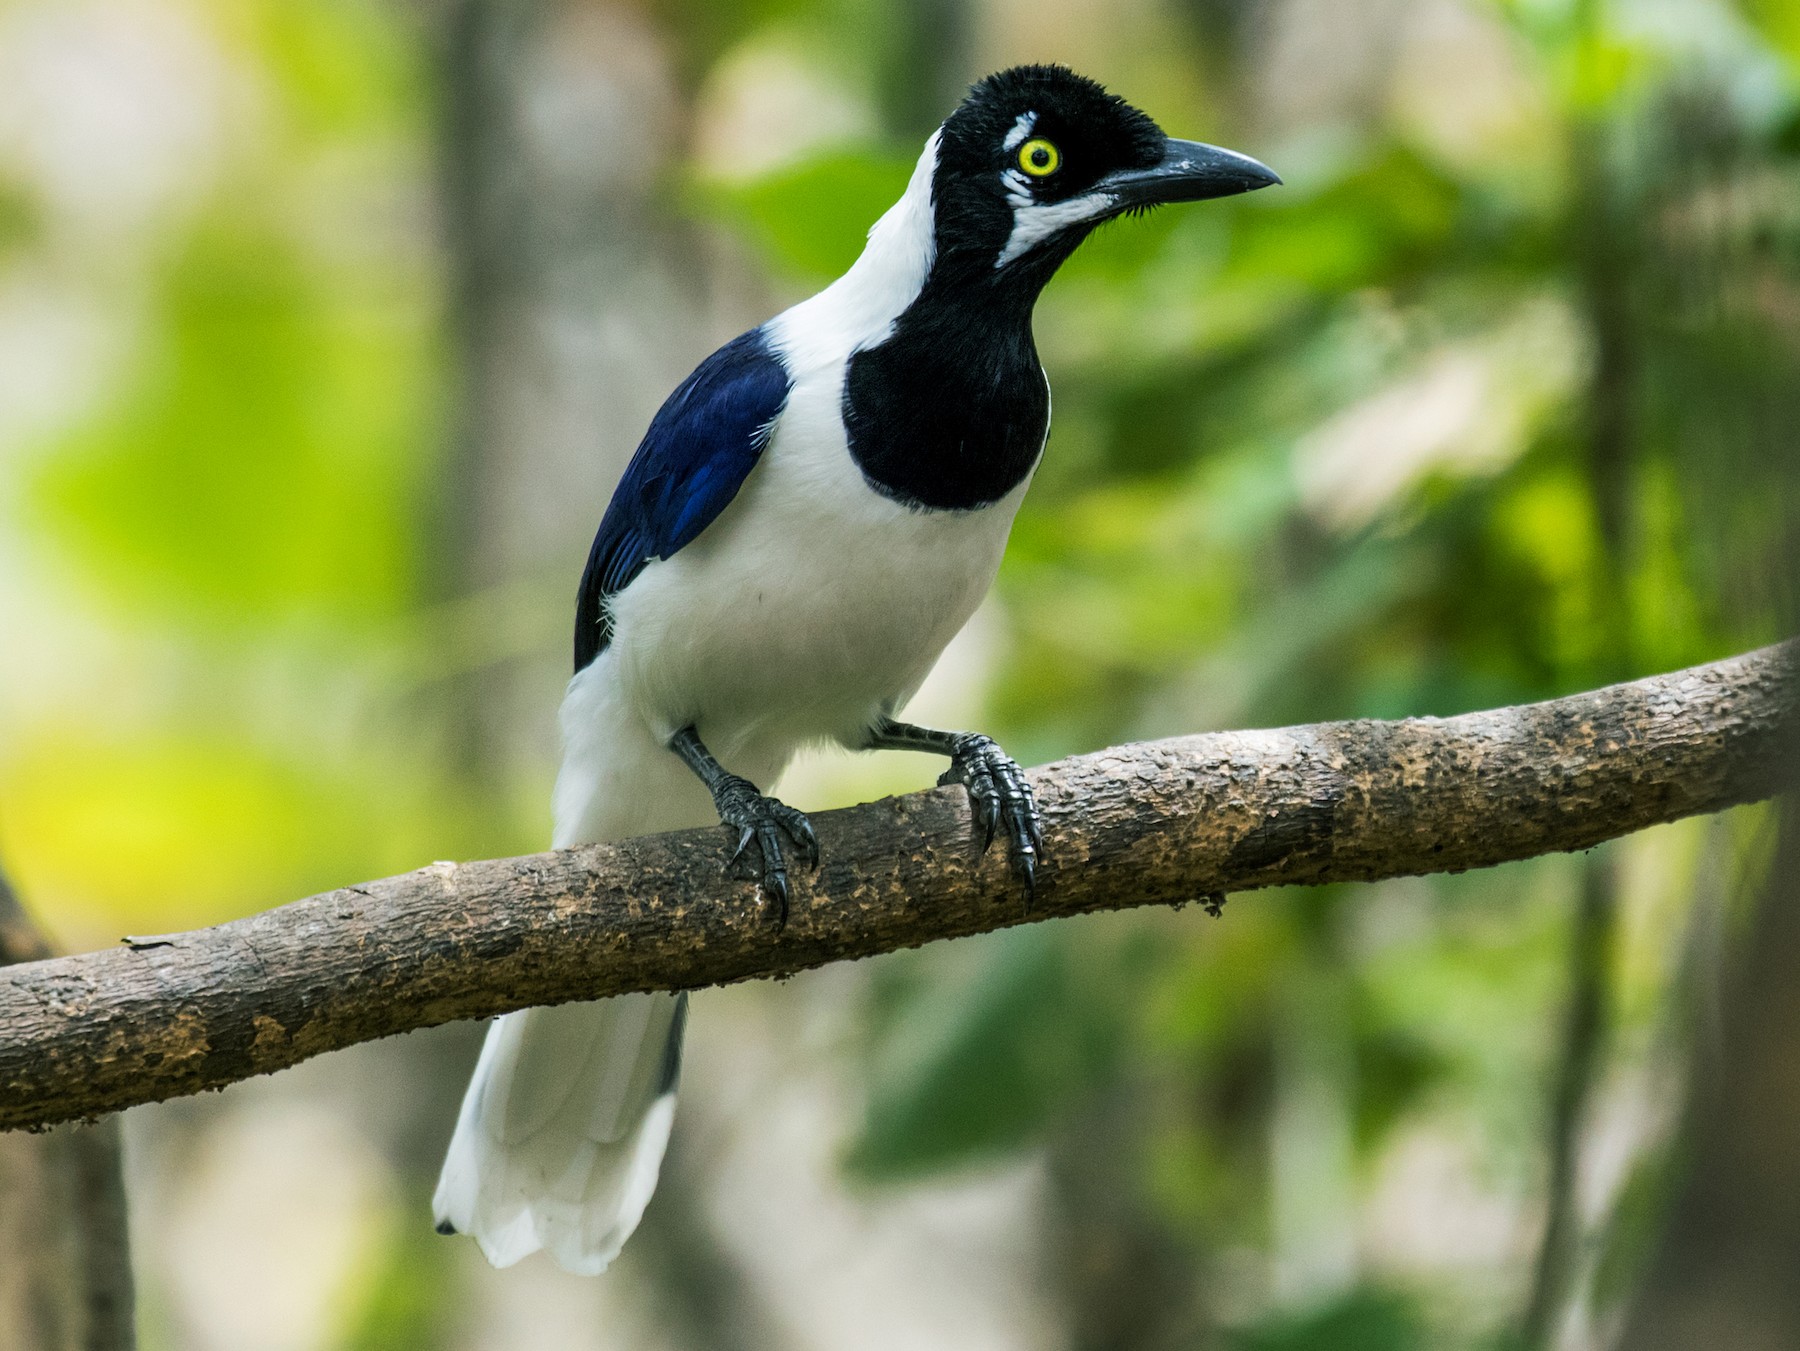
2 643 1794 1133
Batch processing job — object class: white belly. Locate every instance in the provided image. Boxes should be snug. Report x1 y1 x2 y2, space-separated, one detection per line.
605 369 1030 768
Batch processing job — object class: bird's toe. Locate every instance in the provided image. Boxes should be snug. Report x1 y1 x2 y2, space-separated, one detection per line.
775 802 821 870
716 785 813 926
948 734 1044 892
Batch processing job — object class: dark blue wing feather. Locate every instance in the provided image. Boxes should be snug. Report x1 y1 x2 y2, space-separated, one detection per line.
574 328 790 671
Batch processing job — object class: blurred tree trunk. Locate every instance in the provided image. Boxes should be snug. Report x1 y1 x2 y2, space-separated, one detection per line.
430 0 545 781
0 865 135 1351
876 0 972 141
1617 794 1800 1350
1048 1089 1211 1351
429 0 707 787
1520 851 1615 1349
1617 388 1800 1345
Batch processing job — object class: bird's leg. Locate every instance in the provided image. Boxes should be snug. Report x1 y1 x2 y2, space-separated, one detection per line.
864 716 1043 898
668 726 818 926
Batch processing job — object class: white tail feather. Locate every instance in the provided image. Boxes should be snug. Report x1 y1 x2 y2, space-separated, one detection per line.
433 993 687 1274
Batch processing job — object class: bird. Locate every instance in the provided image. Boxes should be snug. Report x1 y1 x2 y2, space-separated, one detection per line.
431 63 1278 1275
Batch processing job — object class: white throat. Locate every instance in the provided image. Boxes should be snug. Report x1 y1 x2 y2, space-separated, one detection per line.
765 130 940 373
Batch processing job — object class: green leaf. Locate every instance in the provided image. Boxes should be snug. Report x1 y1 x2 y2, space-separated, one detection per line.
1228 1287 1428 1351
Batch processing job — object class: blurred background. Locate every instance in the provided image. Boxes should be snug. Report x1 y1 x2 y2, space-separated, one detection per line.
0 0 1796 1346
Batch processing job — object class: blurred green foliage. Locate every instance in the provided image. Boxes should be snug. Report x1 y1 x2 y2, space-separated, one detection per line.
1 0 1795 1346
1228 1288 1428 1351
0 0 469 934
42 213 426 622
690 149 919 280
848 922 1124 1178
334 1211 462 1351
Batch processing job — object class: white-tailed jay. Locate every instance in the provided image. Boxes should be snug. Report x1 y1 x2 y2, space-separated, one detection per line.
434 63 1278 1274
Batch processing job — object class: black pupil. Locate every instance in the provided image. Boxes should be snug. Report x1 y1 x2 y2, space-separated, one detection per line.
1030 146 1051 168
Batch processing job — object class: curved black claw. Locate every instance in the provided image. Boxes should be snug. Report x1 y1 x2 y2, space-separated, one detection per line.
938 733 1044 902
714 775 818 927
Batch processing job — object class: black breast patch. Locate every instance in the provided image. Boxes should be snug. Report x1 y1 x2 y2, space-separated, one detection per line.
841 297 1049 512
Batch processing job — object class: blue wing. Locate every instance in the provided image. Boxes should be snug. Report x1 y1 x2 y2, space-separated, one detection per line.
574 328 791 671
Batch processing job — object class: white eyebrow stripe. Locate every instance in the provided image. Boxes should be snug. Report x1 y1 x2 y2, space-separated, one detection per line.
1003 111 1037 151
995 191 1116 267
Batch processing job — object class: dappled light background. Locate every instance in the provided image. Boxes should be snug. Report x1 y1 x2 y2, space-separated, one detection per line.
0 0 1796 1347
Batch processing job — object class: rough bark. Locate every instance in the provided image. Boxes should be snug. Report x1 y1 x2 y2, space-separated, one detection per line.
0 867 136 1350
1 643 1794 1134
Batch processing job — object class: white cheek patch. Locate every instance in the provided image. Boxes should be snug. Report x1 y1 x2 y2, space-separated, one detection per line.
1003 111 1037 152
994 191 1116 267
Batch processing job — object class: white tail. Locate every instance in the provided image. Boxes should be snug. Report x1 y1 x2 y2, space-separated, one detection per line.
433 990 688 1274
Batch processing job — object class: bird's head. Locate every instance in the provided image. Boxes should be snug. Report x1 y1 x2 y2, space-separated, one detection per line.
927 65 1278 289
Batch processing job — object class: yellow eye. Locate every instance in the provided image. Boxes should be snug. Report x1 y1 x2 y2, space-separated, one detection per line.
1017 137 1061 177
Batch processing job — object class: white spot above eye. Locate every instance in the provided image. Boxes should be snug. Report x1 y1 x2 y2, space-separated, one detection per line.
1003 111 1037 152
995 192 1116 267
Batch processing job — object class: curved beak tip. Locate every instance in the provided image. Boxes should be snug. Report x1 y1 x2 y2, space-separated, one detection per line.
1175 140 1282 196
